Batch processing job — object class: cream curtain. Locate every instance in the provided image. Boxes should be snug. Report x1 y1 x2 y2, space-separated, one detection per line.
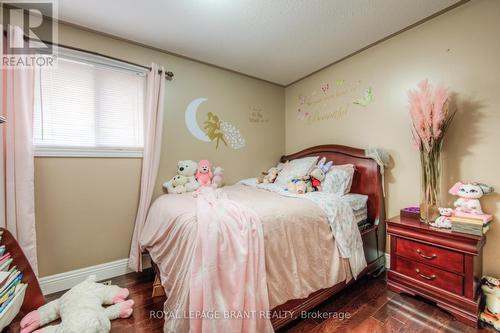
1 28 38 274
129 63 165 271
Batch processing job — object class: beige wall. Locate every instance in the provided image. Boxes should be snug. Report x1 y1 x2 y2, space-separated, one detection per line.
285 0 500 276
36 23 285 276
37 0 500 278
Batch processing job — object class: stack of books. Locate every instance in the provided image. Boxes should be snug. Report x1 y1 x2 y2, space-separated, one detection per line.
0 231 27 317
450 212 493 236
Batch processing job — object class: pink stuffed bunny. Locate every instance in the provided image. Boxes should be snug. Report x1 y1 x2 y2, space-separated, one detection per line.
196 160 213 186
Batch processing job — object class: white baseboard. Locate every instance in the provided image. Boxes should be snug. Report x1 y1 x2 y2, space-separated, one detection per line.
39 253 390 296
39 255 151 295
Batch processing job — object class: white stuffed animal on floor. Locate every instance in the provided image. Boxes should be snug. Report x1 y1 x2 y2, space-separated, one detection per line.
449 182 494 214
480 276 500 330
20 275 134 333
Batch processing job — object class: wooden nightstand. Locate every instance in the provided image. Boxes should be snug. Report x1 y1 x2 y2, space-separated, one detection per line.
387 215 485 328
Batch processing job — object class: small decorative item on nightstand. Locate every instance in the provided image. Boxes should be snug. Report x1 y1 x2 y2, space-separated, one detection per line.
387 214 485 328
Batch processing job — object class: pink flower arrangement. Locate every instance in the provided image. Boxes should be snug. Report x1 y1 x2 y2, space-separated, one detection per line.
408 79 455 222
408 79 454 152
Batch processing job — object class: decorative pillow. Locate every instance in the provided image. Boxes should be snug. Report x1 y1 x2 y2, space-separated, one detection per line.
275 156 319 185
323 164 355 194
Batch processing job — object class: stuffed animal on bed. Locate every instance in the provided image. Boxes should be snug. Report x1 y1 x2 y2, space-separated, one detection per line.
449 182 494 214
168 175 189 194
20 275 134 333
196 160 213 186
305 157 333 192
163 160 200 194
258 167 279 184
287 178 307 194
257 163 285 184
211 166 224 188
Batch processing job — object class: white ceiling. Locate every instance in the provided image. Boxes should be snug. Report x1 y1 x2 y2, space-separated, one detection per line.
54 0 462 86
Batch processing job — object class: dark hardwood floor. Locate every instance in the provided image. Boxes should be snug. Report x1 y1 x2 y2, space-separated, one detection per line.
6 270 496 333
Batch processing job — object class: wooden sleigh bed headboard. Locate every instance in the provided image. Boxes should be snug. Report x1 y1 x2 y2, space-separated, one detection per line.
280 144 385 226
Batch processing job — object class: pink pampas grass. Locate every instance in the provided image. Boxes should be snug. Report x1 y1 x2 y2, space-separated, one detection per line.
408 79 453 152
408 79 455 223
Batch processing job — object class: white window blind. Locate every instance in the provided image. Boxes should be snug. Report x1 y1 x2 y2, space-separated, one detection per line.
34 48 147 157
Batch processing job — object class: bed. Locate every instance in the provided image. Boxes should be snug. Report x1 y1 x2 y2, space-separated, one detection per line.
144 144 386 332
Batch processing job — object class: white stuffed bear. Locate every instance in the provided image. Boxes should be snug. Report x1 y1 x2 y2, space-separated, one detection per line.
449 182 494 214
20 275 134 333
163 160 200 193
177 160 200 192
165 175 189 194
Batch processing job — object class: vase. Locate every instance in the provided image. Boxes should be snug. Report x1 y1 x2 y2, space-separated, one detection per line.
419 145 441 223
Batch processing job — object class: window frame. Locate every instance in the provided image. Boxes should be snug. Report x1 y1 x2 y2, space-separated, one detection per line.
33 47 148 158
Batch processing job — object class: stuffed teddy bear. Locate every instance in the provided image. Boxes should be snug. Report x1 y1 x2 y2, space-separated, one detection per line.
166 175 189 194
305 157 333 192
163 160 199 193
211 166 224 188
257 163 285 184
177 160 200 192
20 275 134 333
430 207 453 229
287 178 307 194
258 167 279 184
196 160 213 186
449 182 494 214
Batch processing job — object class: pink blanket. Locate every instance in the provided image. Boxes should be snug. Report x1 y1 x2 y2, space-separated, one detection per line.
140 185 352 332
190 187 273 333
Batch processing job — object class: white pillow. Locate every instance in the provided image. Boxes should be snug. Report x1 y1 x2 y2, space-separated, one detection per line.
275 156 319 185
323 164 355 194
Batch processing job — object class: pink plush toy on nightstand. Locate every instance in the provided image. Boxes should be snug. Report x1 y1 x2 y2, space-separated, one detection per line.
196 160 213 186
449 182 494 214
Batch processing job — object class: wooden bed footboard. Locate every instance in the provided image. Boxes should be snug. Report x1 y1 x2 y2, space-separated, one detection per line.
148 144 387 330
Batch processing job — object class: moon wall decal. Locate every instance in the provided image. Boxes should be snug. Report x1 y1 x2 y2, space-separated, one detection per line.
185 98 211 142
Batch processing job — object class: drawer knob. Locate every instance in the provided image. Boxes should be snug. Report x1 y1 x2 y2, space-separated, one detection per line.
416 268 436 280
416 249 437 260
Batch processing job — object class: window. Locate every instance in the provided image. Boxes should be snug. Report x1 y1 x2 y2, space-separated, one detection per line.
34 47 147 157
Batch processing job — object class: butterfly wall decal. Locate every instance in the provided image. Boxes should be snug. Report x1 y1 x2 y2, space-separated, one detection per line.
353 87 373 107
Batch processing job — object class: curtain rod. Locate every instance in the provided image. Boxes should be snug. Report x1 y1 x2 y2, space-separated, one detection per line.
2 30 174 79
49 41 175 80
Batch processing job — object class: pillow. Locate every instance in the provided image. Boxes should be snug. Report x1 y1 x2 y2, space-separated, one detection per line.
275 156 319 185
323 164 355 194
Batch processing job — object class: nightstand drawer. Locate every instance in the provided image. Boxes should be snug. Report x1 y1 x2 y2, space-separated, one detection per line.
394 256 463 295
396 237 464 273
